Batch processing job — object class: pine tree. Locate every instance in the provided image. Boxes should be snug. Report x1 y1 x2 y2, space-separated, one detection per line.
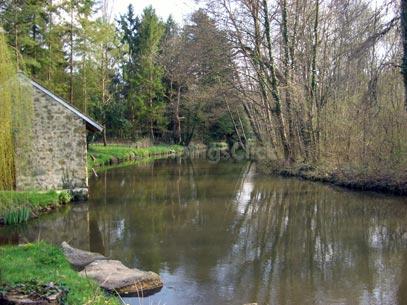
0 0 49 75
120 5 165 140
61 0 94 106
135 6 165 140
40 0 68 97
0 0 70 98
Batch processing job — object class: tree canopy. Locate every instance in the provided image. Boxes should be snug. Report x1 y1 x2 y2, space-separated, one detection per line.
0 0 406 178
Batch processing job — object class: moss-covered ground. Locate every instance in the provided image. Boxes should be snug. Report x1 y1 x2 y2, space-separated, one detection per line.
0 242 120 304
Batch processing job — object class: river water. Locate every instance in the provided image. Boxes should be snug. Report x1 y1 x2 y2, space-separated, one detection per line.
2 157 407 305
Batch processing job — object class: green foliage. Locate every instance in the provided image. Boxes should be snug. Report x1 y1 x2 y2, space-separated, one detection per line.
58 191 72 205
0 31 33 190
209 114 236 141
88 144 184 169
76 15 120 115
1 1 244 147
4 207 31 225
0 191 60 223
120 5 166 139
0 31 15 190
165 10 240 145
0 191 59 209
0 242 119 304
0 0 49 75
0 0 67 97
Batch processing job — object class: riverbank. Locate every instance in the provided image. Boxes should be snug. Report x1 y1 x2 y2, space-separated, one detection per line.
0 190 71 225
0 242 120 305
258 160 407 195
88 144 184 170
0 144 184 226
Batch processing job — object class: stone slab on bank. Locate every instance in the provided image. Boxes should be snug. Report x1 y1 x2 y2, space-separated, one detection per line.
61 242 163 296
61 241 106 270
79 260 163 296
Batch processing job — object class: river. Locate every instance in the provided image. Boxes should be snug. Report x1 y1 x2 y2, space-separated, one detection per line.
2 157 407 305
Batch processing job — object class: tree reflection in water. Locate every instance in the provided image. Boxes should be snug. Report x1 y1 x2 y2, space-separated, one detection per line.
2 158 407 305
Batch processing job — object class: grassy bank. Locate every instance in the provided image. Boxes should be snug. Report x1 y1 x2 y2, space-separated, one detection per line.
0 191 71 225
0 145 183 225
0 242 119 305
88 144 184 169
258 160 407 195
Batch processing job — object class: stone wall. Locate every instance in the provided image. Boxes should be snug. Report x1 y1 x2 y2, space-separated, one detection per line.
15 87 88 191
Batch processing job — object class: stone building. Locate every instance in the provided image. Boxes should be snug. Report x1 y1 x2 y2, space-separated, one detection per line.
15 76 103 197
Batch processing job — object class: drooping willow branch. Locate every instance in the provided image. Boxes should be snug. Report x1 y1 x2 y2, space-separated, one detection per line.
0 30 33 190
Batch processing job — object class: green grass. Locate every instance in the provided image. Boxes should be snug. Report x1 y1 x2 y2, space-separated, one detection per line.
0 145 184 224
88 144 184 169
208 142 228 149
0 191 69 224
0 191 59 211
0 242 119 305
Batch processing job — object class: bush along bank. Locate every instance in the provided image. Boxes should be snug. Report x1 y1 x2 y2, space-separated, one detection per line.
88 144 184 170
0 190 72 225
0 242 120 305
258 160 407 195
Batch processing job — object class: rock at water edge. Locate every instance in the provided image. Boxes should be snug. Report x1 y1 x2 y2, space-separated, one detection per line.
61 241 106 270
79 260 163 296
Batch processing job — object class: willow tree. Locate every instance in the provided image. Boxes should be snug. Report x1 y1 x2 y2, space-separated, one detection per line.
0 30 33 190
0 31 14 190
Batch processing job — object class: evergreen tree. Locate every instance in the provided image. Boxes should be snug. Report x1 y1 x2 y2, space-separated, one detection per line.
39 0 68 97
0 0 49 75
119 6 166 140
118 4 140 136
61 0 94 106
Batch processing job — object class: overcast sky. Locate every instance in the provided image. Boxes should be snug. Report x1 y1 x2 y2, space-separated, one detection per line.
111 0 202 24
109 0 393 24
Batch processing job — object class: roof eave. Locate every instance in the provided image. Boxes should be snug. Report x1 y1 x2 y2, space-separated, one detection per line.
28 78 104 132
86 122 104 132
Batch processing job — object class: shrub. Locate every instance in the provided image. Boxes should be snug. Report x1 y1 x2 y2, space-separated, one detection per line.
4 207 31 225
58 191 72 205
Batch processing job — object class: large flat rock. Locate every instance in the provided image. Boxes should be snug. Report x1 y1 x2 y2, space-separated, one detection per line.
79 260 163 296
61 241 106 270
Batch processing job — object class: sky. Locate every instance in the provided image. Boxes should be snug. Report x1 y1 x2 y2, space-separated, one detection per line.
111 0 202 24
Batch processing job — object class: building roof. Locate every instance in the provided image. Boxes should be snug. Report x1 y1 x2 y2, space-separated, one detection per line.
27 76 103 132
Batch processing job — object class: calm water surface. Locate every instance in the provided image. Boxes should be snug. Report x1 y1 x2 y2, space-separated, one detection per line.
2 158 407 305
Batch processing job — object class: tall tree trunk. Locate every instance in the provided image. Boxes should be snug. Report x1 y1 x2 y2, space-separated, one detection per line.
150 99 155 142
281 0 295 160
225 97 245 150
14 10 19 70
175 85 182 144
47 0 53 83
402 0 407 110
248 2 280 157
69 2 74 104
103 125 107 146
32 19 37 76
242 101 262 144
83 59 87 114
237 109 248 146
311 0 320 160
101 46 108 146
262 0 291 161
